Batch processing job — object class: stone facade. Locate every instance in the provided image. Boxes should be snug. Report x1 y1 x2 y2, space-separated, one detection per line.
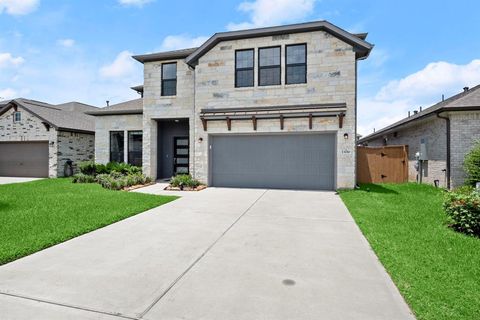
450 111 480 186
57 131 95 176
0 106 94 177
142 59 195 179
94 114 143 164
365 116 448 187
142 30 358 188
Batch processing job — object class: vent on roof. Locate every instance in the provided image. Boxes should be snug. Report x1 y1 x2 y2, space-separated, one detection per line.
413 110 418 115
464 87 469 92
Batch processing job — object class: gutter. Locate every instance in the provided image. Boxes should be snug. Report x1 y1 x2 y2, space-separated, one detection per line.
436 112 451 189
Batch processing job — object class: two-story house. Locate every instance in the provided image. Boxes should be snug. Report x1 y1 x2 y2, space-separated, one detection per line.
90 21 373 190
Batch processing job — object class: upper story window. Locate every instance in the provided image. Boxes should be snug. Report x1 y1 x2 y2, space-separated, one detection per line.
161 62 177 96
258 46 281 86
13 111 21 122
235 49 254 88
286 44 307 84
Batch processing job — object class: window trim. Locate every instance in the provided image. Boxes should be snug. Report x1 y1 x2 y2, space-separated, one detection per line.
234 48 254 88
13 111 21 123
109 130 125 163
127 130 143 167
258 45 281 87
285 43 307 85
161 62 177 96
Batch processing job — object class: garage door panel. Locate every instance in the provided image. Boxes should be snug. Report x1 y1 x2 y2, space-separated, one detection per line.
0 142 49 177
210 134 335 190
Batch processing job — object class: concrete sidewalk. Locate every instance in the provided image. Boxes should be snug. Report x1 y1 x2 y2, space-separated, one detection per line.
0 177 43 185
0 187 414 319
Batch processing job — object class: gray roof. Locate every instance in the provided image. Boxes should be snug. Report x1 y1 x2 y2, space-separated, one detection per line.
132 48 198 63
132 20 373 65
359 85 480 143
131 85 144 93
87 98 143 116
0 98 97 133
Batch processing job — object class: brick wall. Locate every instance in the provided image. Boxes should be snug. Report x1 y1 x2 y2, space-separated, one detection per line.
450 111 480 186
365 116 448 187
57 131 95 176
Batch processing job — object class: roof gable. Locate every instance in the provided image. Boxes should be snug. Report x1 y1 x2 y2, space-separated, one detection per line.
185 20 373 66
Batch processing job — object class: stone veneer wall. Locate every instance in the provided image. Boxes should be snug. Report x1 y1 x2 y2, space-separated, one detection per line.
142 58 195 179
94 114 143 164
57 131 94 176
0 106 58 177
193 30 357 188
365 116 448 187
449 111 480 187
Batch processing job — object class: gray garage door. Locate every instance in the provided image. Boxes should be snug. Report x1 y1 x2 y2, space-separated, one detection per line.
0 142 49 177
210 134 335 190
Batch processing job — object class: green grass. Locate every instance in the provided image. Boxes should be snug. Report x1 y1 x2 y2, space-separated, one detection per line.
0 179 177 265
339 183 480 320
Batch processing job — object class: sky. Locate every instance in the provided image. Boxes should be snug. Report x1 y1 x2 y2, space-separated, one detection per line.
1 0 479 135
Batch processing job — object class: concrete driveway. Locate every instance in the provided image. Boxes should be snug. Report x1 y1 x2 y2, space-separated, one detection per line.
0 187 414 320
0 177 43 185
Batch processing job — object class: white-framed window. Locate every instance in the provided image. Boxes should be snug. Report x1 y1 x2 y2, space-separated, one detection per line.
13 111 21 123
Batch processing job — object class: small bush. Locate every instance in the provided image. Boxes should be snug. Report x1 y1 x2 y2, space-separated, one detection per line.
443 187 480 236
72 173 96 183
95 163 108 174
170 174 201 189
79 161 96 176
464 141 480 186
94 172 150 190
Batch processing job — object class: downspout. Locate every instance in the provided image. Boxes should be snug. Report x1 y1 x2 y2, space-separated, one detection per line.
192 64 196 179
436 112 451 189
354 59 358 188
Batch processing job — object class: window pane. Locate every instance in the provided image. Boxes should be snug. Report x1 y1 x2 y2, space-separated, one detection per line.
286 45 306 64
162 63 176 80
128 131 142 167
110 131 124 163
259 47 280 66
236 50 253 68
259 67 281 86
236 69 254 87
162 79 176 96
286 65 306 84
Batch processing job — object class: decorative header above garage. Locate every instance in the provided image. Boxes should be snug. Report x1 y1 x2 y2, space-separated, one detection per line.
199 103 347 131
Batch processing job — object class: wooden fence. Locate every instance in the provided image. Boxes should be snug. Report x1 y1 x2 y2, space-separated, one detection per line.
357 145 409 184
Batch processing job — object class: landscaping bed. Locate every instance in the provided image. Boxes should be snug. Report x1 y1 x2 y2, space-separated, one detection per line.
339 183 480 320
164 174 206 191
0 179 177 265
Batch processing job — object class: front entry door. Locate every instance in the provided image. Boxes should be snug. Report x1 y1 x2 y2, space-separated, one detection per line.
173 136 189 175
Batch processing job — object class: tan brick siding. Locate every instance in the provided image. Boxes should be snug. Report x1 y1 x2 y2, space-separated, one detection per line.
57 131 95 176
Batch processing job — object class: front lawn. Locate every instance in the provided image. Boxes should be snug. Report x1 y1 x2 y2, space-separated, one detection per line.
0 178 177 265
340 184 480 320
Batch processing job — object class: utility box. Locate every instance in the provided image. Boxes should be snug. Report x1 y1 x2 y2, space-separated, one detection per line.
419 138 428 160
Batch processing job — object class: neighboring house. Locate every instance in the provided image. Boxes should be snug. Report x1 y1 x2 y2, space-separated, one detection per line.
91 20 373 190
358 85 480 188
0 98 97 178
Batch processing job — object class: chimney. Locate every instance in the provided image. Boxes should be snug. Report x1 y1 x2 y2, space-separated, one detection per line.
464 87 469 92
106 100 110 107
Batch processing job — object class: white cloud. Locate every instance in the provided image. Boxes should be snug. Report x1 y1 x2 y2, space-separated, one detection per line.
0 88 17 99
0 52 25 68
99 51 137 78
227 0 316 31
158 35 209 51
358 59 480 136
57 38 75 48
0 0 39 15
118 0 153 7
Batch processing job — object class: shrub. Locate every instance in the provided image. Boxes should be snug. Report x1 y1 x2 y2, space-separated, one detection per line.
95 163 108 174
72 173 96 183
170 174 201 189
94 172 150 190
79 161 96 176
464 141 480 186
443 186 480 236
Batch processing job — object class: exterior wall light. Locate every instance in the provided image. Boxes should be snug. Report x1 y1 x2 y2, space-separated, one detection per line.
343 133 349 140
